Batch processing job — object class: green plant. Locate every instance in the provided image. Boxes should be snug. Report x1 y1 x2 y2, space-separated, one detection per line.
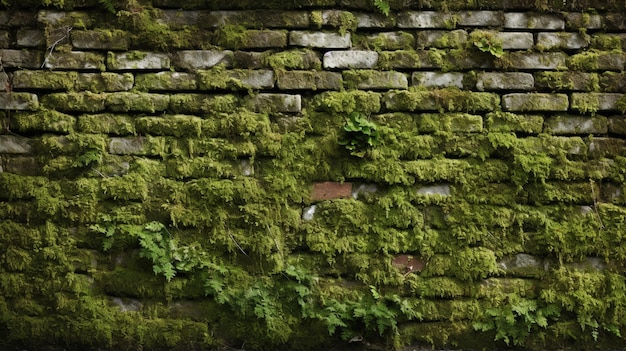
339 112 381 157
373 0 390 16
471 30 504 58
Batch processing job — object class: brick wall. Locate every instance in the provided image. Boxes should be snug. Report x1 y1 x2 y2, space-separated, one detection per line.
2 1 626 350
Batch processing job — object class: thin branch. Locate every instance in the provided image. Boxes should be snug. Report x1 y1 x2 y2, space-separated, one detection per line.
228 230 247 256
41 26 73 69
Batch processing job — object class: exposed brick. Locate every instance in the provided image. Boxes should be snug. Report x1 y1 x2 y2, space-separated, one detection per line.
204 11 310 28
355 13 395 28
0 135 33 154
417 184 451 196
536 32 589 50
323 50 378 69
197 69 275 90
0 49 42 68
109 137 153 155
37 10 92 27
457 11 504 26
0 93 39 110
289 31 351 48
609 116 626 135
417 30 467 48
311 182 352 201
385 90 499 112
75 73 134 93
505 52 567 70
44 51 105 70
16 29 45 47
0 11 37 27
106 93 170 113
0 31 9 48
71 30 130 50
397 11 456 29
232 51 268 69
412 72 464 88
502 93 569 111
172 50 233 70
135 72 198 91
169 94 241 114
570 93 623 113
156 10 204 28
238 30 288 49
534 72 598 91
476 72 534 91
246 93 301 113
359 32 415 50
504 12 565 30
107 52 171 70
565 13 603 30
588 137 626 158
344 70 408 90
544 114 608 134
497 32 534 49
277 71 343 90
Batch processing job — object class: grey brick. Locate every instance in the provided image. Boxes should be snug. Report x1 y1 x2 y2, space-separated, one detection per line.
0 93 38 110
496 32 533 50
0 11 37 27
502 93 569 111
323 50 378 69
75 73 134 93
238 30 288 49
135 72 198 91
44 51 105 70
417 30 467 48
570 93 624 113
412 72 464 88
277 71 343 90
2 156 39 175
0 135 33 154
109 137 148 155
544 114 608 134
609 116 626 135
457 11 504 26
71 30 130 50
107 52 170 70
398 11 455 29
505 52 567 70
355 13 395 28
567 52 625 71
37 10 92 27
247 93 301 113
565 13 602 30
0 49 42 69
172 50 233 70
377 50 432 69
205 11 310 28
290 31 351 48
16 30 45 47
157 10 203 28
360 32 415 50
534 72 598 91
536 32 589 50
504 12 564 30
233 51 268 69
417 184 451 196
476 72 534 91
344 70 408 90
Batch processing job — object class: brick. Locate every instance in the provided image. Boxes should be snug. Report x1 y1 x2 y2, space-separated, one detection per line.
16 29 45 47
135 72 198 91
417 30 467 48
0 93 38 110
323 51 378 69
240 30 288 49
0 31 9 48
496 32 534 49
534 72 598 91
78 114 136 135
417 184 451 196
0 135 33 154
536 32 589 50
565 13 603 30
246 93 301 113
107 52 170 70
197 69 275 90
75 73 134 93
265 49 321 70
570 93 623 113
172 50 233 70
289 31 351 48
109 137 152 155
412 72 464 88
205 11 310 28
502 93 569 111
311 182 352 201
544 114 608 134
355 13 395 28
0 49 42 69
44 51 105 70
37 10 92 27
588 137 626 158
505 52 567 70
486 112 544 133
609 116 626 135
377 50 433 69
41 92 106 112
232 51 268 69
12 71 77 90
385 90 499 112
136 115 203 137
156 10 203 28
567 51 625 71
344 70 408 90
0 11 37 27
418 113 483 133
476 72 534 91
2 156 39 175
105 93 170 113
504 12 565 30
169 94 240 114
277 71 343 90
11 110 75 133
457 11 504 26
397 11 456 29
71 30 130 50
359 32 415 50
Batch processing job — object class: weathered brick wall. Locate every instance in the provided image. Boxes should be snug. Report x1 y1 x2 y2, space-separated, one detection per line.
2 0 626 350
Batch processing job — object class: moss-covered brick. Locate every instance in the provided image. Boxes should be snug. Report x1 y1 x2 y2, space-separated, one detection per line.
0 49 42 68
458 10 503 26
165 157 237 179
588 137 626 158
74 73 134 93
567 51 625 71
313 10 358 33
12 70 77 90
397 11 456 28
246 93 301 113
2 156 39 175
265 49 322 70
0 92 38 110
105 93 170 113
232 51 268 69
526 181 596 204
590 34 623 50
502 93 569 112
476 72 534 91
377 50 433 69
504 12 564 29
0 135 33 154
276 71 342 90
504 52 568 70
384 88 499 112
536 32 589 50
357 31 415 50
565 13 603 30
196 69 274 90
312 90 381 113
204 10 310 28
107 51 171 71
534 72 599 91
486 111 544 133
71 30 130 50
77 114 136 135
135 72 198 91
172 50 233 70
608 116 626 135
136 115 203 137
169 94 241 114
289 31 351 48
544 114 608 135
343 70 408 90
599 72 626 92
417 29 467 49
41 92 105 112
11 110 75 133
418 113 483 133
571 93 623 114
43 51 106 70
215 28 287 49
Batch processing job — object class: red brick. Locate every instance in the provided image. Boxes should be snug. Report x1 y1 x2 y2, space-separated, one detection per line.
311 182 352 201
392 254 425 274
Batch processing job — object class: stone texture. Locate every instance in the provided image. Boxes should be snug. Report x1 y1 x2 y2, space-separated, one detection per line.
197 70 275 90
360 32 415 50
172 50 233 70
0 31 9 48
416 30 467 48
44 51 105 70
135 72 198 91
417 184 451 196
377 50 433 69
534 72 598 91
246 93 301 113
0 93 39 110
355 13 395 28
12 71 77 90
311 182 352 201
41 93 106 112
204 11 310 28
0 49 42 69
277 71 343 90
536 32 589 50
323 50 378 69
398 11 456 28
476 72 534 91
344 70 408 90
71 30 130 50
505 52 567 70
496 32 534 49
75 73 134 92
502 93 569 111
504 12 565 30
16 29 45 47
609 116 626 135
289 31 351 48
544 114 608 134
107 52 171 70
237 30 287 49
0 135 33 154
457 11 504 26
565 13 603 30
109 137 147 155
567 52 625 71
106 93 170 113
412 72 464 88
570 93 623 113
486 112 544 133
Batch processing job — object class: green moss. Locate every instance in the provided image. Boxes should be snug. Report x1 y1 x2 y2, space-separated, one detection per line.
11 109 76 134
265 49 320 70
312 90 382 114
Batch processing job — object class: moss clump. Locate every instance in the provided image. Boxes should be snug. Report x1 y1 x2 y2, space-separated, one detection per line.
312 90 382 114
265 49 321 70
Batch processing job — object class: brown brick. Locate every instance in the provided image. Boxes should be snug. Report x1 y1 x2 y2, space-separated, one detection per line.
311 182 352 201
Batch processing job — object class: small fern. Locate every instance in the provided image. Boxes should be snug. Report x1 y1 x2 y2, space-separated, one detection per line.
373 0 390 16
98 0 116 13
